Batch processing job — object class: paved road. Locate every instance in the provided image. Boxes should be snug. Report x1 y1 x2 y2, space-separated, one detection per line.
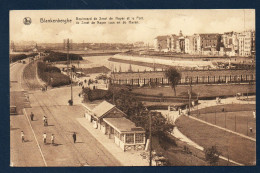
10 61 45 166
10 62 26 91
10 61 121 166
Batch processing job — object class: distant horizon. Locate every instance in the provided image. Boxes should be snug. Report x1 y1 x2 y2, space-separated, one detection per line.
11 28 255 45
10 10 255 44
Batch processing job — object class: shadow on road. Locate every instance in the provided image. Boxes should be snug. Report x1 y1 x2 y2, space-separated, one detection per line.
10 127 20 131
24 140 33 143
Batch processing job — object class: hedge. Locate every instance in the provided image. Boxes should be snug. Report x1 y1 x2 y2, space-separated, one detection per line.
43 51 83 62
37 61 70 87
10 53 39 63
83 88 110 102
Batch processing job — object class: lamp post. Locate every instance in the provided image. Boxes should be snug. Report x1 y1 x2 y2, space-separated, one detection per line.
149 111 152 166
247 114 248 136
65 38 73 105
145 107 152 166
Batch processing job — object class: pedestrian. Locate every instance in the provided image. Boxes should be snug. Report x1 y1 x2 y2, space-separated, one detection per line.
253 110 256 119
21 131 25 143
51 134 54 145
43 116 46 126
43 133 47 144
45 117 48 126
73 132 77 143
30 112 34 121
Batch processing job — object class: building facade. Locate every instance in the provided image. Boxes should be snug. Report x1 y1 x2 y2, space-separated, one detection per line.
83 101 146 152
154 30 255 57
238 31 252 56
154 35 169 52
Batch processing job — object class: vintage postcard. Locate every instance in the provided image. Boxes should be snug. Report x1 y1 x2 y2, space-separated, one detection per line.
10 9 255 167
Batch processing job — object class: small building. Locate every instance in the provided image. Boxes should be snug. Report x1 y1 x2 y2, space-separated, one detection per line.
83 100 146 151
103 117 146 151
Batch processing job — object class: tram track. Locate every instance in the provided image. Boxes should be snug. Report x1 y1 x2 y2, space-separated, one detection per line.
22 61 120 166
40 91 121 166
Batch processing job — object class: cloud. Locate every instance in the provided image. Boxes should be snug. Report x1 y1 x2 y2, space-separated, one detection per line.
126 19 166 43
11 23 114 43
207 17 251 33
12 24 54 43
126 16 202 43
168 16 202 35
10 10 255 44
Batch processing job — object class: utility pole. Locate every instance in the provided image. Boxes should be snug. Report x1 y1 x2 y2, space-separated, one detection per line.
214 107 217 125
65 38 73 105
225 112 226 128
197 93 199 116
235 115 237 132
149 110 152 166
188 89 191 115
247 114 249 136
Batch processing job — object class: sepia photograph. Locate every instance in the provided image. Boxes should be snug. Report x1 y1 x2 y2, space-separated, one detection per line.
9 9 256 167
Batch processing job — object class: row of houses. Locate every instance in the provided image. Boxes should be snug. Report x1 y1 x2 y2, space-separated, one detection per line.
154 30 255 56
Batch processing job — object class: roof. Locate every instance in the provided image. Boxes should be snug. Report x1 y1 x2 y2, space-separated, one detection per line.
92 101 115 118
103 117 145 133
155 35 169 40
82 100 103 110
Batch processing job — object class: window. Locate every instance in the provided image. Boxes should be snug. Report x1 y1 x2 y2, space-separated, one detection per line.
120 134 124 141
125 134 134 144
114 130 120 138
135 133 144 143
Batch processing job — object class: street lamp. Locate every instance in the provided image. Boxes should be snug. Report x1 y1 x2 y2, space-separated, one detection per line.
149 111 152 166
65 38 73 106
145 107 152 166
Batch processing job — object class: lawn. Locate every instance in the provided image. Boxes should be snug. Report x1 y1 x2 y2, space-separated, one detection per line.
23 61 43 90
132 84 255 98
190 104 256 138
176 116 256 165
191 104 256 114
81 66 111 74
151 135 235 166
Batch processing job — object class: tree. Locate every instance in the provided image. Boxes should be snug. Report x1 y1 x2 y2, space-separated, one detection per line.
204 146 221 166
106 87 174 138
164 67 181 96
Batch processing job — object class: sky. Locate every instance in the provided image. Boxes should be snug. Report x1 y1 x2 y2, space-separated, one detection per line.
10 9 255 44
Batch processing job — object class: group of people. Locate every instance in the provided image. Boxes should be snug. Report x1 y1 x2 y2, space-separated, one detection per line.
43 133 55 145
21 112 78 145
43 116 48 126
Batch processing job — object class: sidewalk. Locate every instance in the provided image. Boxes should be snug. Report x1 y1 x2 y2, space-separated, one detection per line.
77 118 149 166
197 96 255 110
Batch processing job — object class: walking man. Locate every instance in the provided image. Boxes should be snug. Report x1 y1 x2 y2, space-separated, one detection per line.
51 134 54 145
72 132 76 143
21 131 25 143
30 112 34 121
45 117 48 126
43 133 47 144
43 116 46 126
